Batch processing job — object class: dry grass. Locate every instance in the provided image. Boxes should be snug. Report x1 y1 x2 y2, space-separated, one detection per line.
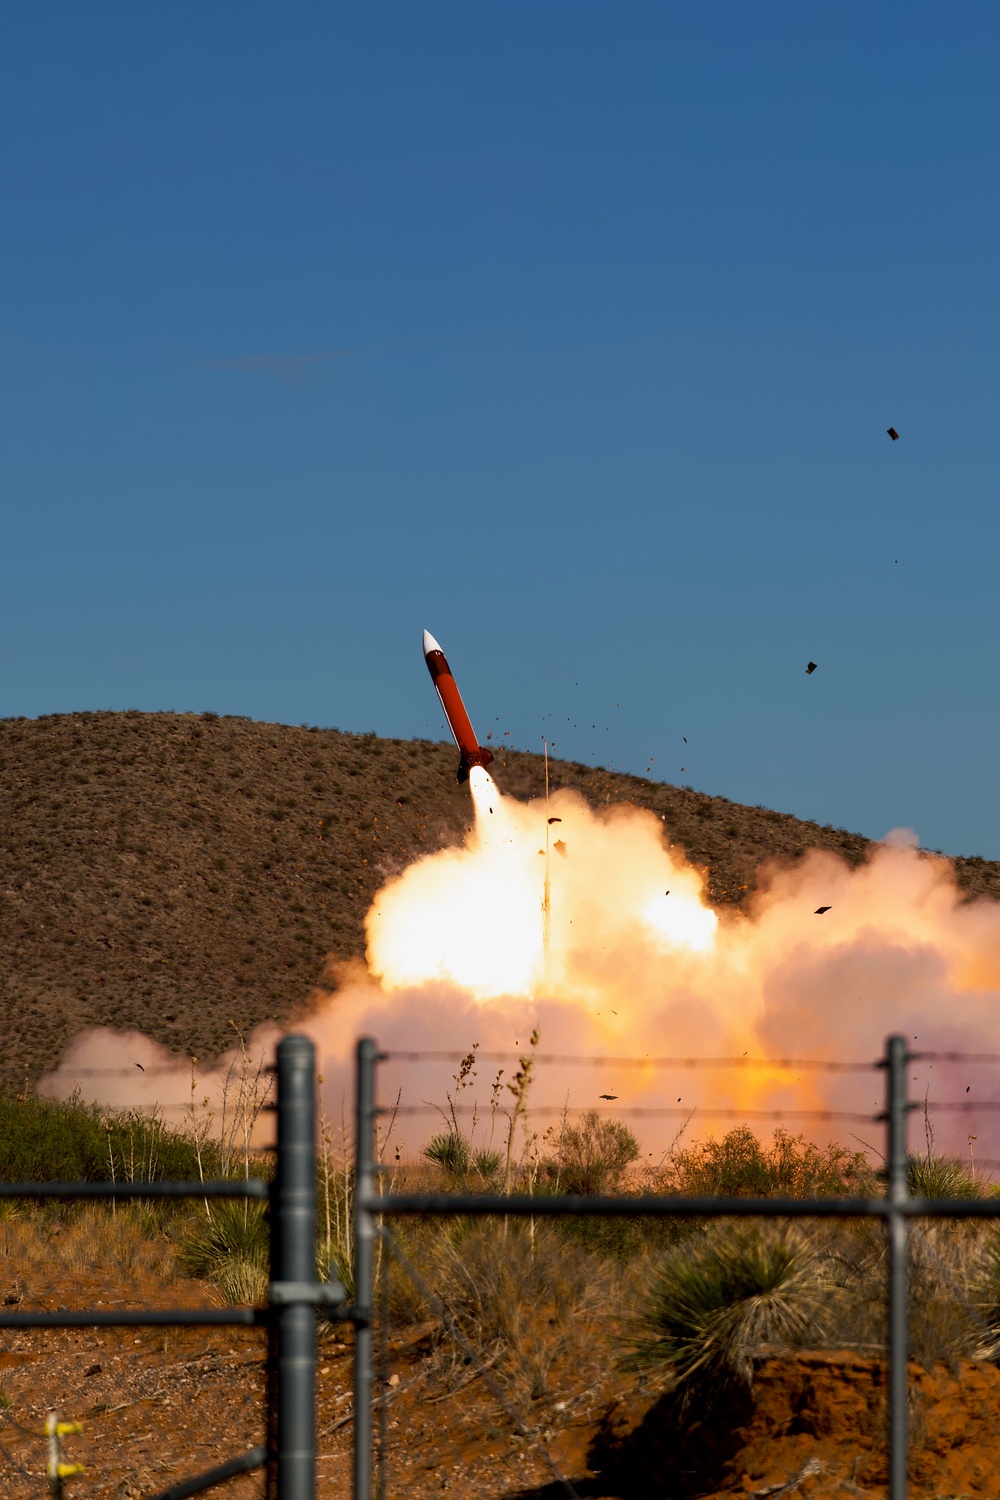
386 1217 628 1409
0 1203 179 1284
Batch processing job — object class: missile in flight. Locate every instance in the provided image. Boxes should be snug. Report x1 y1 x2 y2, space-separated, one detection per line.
422 629 495 783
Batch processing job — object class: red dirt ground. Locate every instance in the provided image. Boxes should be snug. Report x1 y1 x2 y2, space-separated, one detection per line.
5 1253 1000 1500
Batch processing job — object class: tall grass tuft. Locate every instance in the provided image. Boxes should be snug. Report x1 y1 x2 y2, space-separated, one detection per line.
908 1153 978 1200
423 1131 470 1178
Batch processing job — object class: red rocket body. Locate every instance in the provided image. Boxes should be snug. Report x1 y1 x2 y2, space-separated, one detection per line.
422 630 494 783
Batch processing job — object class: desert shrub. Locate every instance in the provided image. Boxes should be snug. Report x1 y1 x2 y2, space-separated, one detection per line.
907 1223 988 1367
664 1127 874 1200
472 1147 503 1182
967 1228 1000 1362
808 1214 994 1369
550 1111 640 1196
628 1221 833 1390
0 1091 215 1183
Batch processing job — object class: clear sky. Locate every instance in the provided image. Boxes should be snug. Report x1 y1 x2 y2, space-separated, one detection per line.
3 3 999 856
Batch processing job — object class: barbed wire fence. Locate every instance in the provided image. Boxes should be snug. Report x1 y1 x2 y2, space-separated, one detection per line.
10 1038 1000 1498
0 1037 348 1500
353 1036 1000 1500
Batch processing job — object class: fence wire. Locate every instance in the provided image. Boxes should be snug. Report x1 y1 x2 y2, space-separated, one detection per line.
353 1034 1000 1500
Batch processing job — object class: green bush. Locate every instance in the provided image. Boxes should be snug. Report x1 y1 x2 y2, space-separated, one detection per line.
0 1091 215 1183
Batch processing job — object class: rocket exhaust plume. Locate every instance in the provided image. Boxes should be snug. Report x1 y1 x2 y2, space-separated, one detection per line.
36 632 1000 1159
43 777 1000 1162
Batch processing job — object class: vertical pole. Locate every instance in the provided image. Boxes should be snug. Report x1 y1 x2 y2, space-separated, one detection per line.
353 1038 378 1500
273 1035 317 1500
886 1034 909 1500
46 1411 62 1500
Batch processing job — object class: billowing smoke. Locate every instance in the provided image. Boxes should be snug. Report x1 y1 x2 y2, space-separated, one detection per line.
40 771 1000 1159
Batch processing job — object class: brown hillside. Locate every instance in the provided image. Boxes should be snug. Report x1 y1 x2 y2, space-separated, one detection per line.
1 710 997 1093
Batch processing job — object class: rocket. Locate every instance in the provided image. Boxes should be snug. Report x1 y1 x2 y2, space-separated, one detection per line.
422 629 495 783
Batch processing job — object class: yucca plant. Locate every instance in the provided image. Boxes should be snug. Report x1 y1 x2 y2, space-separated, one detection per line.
472 1147 503 1183
908 1153 977 1200
179 1199 269 1305
628 1221 832 1390
423 1131 470 1178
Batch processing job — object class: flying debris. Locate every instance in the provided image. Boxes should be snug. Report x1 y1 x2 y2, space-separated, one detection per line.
135 1063 145 1071
887 427 899 441
599 1093 618 1101
806 662 818 675
815 906 832 915
422 630 494 783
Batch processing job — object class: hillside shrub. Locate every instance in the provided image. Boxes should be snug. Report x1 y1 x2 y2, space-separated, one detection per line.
0 1091 215 1183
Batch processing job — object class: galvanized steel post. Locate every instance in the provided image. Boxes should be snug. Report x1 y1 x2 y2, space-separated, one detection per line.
353 1038 378 1500
273 1035 317 1500
886 1034 909 1500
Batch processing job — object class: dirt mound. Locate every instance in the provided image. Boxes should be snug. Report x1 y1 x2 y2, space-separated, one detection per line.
589 1351 1000 1498
1 709 997 1091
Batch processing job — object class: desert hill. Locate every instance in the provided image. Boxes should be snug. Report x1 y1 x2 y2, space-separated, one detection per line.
1 709 997 1093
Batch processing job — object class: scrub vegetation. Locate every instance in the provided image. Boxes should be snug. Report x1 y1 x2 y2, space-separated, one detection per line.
6 1083 1000 1496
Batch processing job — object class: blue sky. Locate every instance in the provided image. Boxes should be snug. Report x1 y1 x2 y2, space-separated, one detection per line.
3 3 999 855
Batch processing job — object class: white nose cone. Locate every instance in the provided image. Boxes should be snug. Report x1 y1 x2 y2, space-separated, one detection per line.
422 629 442 657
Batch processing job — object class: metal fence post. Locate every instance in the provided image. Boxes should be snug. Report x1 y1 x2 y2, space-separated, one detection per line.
886 1033 909 1500
273 1035 317 1500
353 1038 378 1500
